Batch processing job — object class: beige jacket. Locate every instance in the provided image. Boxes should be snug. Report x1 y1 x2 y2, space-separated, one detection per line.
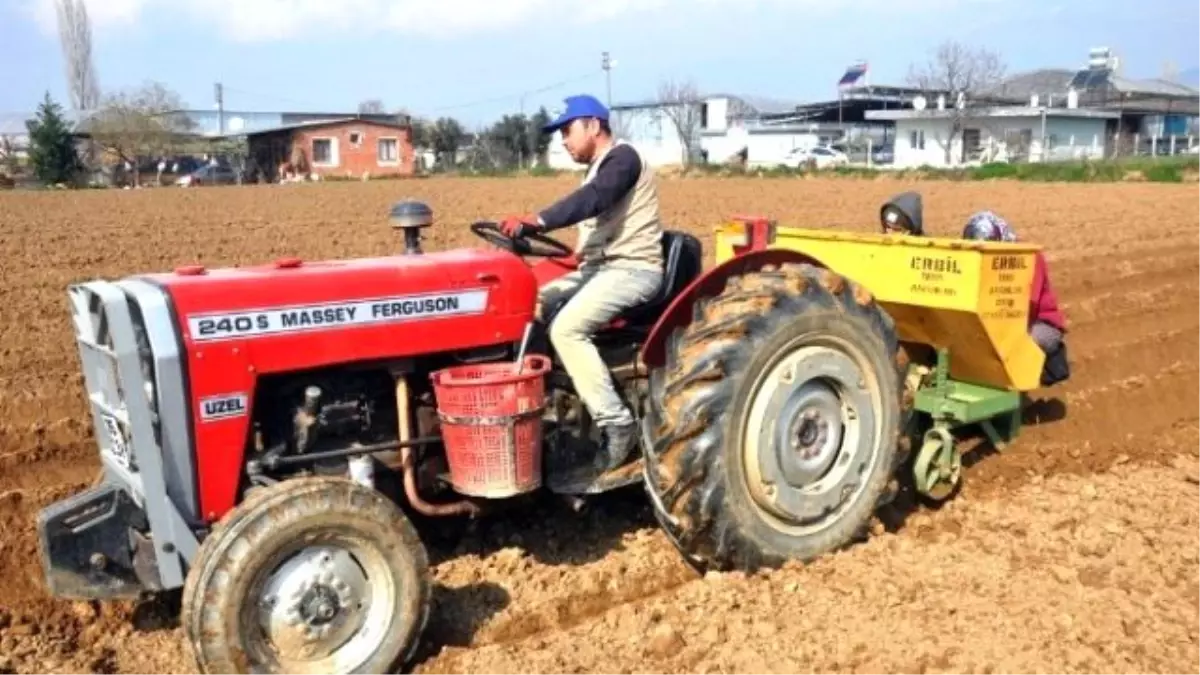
572 140 663 272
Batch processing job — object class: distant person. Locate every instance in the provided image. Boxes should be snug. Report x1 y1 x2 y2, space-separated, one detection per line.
880 191 924 235
962 211 1070 386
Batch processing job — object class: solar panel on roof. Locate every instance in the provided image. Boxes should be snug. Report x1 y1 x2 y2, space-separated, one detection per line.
1070 69 1111 91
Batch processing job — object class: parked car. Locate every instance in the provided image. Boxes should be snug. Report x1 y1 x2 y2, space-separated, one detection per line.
782 145 850 170
176 163 240 187
870 144 894 165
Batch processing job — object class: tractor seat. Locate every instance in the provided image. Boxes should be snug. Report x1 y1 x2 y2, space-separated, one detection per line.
610 230 703 330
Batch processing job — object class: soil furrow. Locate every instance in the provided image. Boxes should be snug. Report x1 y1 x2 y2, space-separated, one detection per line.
0 178 1196 675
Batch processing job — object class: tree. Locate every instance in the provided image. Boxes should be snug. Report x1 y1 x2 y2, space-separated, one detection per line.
656 78 703 166
87 81 194 186
906 40 1007 165
609 107 642 141
0 136 19 177
358 99 386 114
392 107 431 149
408 117 432 150
487 114 530 169
54 0 100 112
26 93 82 185
429 117 466 169
526 107 553 166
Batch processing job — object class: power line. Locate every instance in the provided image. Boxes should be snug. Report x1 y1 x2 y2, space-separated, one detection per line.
425 69 602 114
213 69 602 119
216 84 332 111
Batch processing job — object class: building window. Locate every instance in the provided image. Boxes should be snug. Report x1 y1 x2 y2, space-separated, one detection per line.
910 129 926 150
349 131 363 146
378 138 398 164
312 138 336 166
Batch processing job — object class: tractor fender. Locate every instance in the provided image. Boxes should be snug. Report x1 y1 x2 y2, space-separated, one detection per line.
640 248 828 369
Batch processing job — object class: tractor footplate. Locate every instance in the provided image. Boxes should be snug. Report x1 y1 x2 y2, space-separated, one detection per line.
543 433 643 495
37 482 164 599
548 459 645 495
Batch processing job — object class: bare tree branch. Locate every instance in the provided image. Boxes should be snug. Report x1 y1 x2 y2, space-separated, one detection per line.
0 136 18 176
87 82 194 186
609 108 642 142
54 0 100 112
656 79 703 166
906 41 1007 165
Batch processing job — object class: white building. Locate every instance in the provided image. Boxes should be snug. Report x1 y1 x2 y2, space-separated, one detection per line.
865 106 1119 167
545 93 842 170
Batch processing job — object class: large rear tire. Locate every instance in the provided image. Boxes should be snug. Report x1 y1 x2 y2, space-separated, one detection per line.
644 263 908 572
180 476 431 674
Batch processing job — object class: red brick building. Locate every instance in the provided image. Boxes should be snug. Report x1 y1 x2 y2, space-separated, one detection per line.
246 118 415 182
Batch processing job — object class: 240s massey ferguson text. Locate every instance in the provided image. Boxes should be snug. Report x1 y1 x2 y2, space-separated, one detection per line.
38 199 1055 673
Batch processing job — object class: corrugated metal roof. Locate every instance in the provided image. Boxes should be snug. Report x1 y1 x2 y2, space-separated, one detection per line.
718 94 802 115
219 116 411 138
611 93 801 116
1109 75 1198 97
988 69 1076 99
866 106 1121 121
993 68 1200 100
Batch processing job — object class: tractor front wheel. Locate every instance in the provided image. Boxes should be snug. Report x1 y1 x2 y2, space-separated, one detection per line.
644 263 907 572
180 476 431 674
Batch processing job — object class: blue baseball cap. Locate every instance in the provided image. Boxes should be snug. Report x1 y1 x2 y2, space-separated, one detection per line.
542 94 609 133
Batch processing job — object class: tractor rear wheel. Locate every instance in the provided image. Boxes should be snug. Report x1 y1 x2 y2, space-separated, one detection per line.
644 263 907 572
180 476 431 674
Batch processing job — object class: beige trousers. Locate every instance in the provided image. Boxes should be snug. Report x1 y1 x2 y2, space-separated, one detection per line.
539 264 663 427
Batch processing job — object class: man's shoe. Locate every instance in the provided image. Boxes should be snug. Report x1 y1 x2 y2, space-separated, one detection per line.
596 421 637 473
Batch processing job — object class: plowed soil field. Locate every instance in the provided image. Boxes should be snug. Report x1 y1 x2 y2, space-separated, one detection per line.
0 177 1197 674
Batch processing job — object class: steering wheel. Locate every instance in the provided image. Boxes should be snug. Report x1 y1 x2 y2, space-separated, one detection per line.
470 221 574 259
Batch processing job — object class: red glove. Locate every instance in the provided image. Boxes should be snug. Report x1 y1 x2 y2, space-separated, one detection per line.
499 213 540 237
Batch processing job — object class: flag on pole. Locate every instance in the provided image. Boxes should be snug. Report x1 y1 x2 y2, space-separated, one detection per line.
838 61 869 89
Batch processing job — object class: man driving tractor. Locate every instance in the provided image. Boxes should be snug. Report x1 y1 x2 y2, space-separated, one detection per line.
498 94 664 488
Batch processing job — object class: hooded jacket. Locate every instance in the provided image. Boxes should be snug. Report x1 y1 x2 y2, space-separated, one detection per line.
880 191 925 235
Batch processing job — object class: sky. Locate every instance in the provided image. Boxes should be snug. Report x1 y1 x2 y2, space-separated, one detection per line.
1 0 1197 127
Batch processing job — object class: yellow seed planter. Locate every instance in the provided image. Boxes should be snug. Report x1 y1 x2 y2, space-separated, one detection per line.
715 222 1048 500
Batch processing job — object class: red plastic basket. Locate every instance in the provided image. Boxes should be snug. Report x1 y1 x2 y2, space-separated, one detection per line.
430 355 551 498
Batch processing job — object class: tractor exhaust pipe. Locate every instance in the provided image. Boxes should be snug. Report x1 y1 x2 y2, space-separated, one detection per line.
394 374 480 518
400 446 479 518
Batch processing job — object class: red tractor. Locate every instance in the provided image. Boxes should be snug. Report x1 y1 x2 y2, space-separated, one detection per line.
38 201 906 673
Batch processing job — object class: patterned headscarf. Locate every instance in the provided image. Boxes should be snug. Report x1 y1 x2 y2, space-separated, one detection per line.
962 210 1017 242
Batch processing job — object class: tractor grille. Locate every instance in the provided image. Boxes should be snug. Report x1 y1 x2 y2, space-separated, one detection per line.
68 283 160 481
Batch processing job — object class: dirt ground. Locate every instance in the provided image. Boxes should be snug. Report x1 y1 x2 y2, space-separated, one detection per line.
0 177 1196 674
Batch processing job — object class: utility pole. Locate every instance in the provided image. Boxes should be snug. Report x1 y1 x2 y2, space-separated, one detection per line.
214 82 224 135
601 51 612 107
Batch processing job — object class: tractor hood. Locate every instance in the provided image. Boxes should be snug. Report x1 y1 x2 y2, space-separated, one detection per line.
138 247 537 367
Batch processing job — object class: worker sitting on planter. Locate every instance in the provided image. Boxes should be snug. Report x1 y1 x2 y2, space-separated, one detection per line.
880 191 925 236
961 211 1071 387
